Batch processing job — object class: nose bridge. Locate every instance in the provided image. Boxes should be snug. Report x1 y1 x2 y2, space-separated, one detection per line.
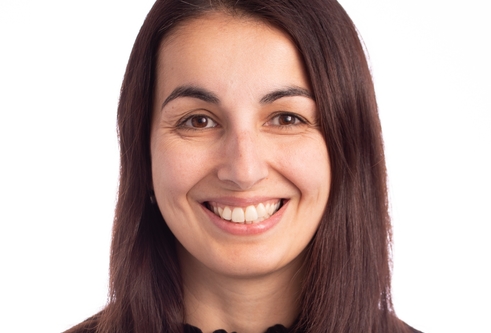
217 124 268 190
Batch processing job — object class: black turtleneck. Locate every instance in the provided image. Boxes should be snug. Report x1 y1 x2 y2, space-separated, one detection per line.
183 323 289 333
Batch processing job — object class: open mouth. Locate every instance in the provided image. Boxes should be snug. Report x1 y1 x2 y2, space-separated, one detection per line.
204 199 285 224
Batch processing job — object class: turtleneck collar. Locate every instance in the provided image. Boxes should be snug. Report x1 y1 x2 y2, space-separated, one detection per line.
183 323 290 333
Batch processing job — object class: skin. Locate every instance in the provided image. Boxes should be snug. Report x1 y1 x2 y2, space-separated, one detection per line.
150 12 331 333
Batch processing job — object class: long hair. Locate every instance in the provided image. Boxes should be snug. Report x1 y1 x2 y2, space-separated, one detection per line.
80 1 411 332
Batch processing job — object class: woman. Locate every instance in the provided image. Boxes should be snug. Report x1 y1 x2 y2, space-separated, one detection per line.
67 0 421 332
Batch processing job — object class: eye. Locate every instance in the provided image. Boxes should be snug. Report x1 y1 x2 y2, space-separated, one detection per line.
268 113 305 126
181 115 218 129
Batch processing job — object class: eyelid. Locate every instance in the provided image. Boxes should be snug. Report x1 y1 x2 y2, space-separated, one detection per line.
177 113 219 130
266 112 309 126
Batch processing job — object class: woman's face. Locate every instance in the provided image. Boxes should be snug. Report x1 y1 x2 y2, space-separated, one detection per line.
151 13 330 278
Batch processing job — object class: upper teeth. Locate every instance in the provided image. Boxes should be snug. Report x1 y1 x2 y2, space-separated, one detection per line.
209 201 281 224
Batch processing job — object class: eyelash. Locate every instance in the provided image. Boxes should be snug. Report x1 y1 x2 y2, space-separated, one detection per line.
177 114 219 131
176 112 308 130
267 112 307 127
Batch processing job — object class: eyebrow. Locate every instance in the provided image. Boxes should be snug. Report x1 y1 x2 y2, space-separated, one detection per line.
260 86 313 104
161 85 313 110
161 86 219 110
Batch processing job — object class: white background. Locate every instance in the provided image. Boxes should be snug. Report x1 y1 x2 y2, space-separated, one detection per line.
0 1 489 332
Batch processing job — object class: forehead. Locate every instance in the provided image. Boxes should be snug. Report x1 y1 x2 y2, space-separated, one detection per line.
157 12 299 75
159 12 284 54
154 12 310 102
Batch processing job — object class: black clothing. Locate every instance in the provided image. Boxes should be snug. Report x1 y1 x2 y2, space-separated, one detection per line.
184 324 289 333
183 323 423 333
65 314 423 333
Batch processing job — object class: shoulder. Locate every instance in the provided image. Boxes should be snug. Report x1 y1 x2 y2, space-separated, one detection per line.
63 313 100 333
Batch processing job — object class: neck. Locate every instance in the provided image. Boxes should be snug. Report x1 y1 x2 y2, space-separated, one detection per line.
179 246 304 333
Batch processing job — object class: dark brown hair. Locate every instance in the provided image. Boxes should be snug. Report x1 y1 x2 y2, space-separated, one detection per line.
68 1 412 332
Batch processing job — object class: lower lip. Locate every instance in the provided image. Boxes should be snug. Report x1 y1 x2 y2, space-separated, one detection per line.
201 201 288 236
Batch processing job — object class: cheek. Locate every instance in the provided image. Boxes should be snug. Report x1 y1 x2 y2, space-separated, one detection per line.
151 140 209 199
277 137 330 199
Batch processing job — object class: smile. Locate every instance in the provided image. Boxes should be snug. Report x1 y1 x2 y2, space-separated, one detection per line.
204 199 284 224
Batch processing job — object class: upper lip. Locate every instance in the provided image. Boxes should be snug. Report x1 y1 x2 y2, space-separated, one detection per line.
200 196 285 208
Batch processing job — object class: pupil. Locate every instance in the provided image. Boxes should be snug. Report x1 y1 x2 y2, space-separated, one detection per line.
192 116 208 128
280 115 293 125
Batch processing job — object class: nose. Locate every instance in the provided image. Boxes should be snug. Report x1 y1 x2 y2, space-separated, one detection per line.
217 129 269 190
